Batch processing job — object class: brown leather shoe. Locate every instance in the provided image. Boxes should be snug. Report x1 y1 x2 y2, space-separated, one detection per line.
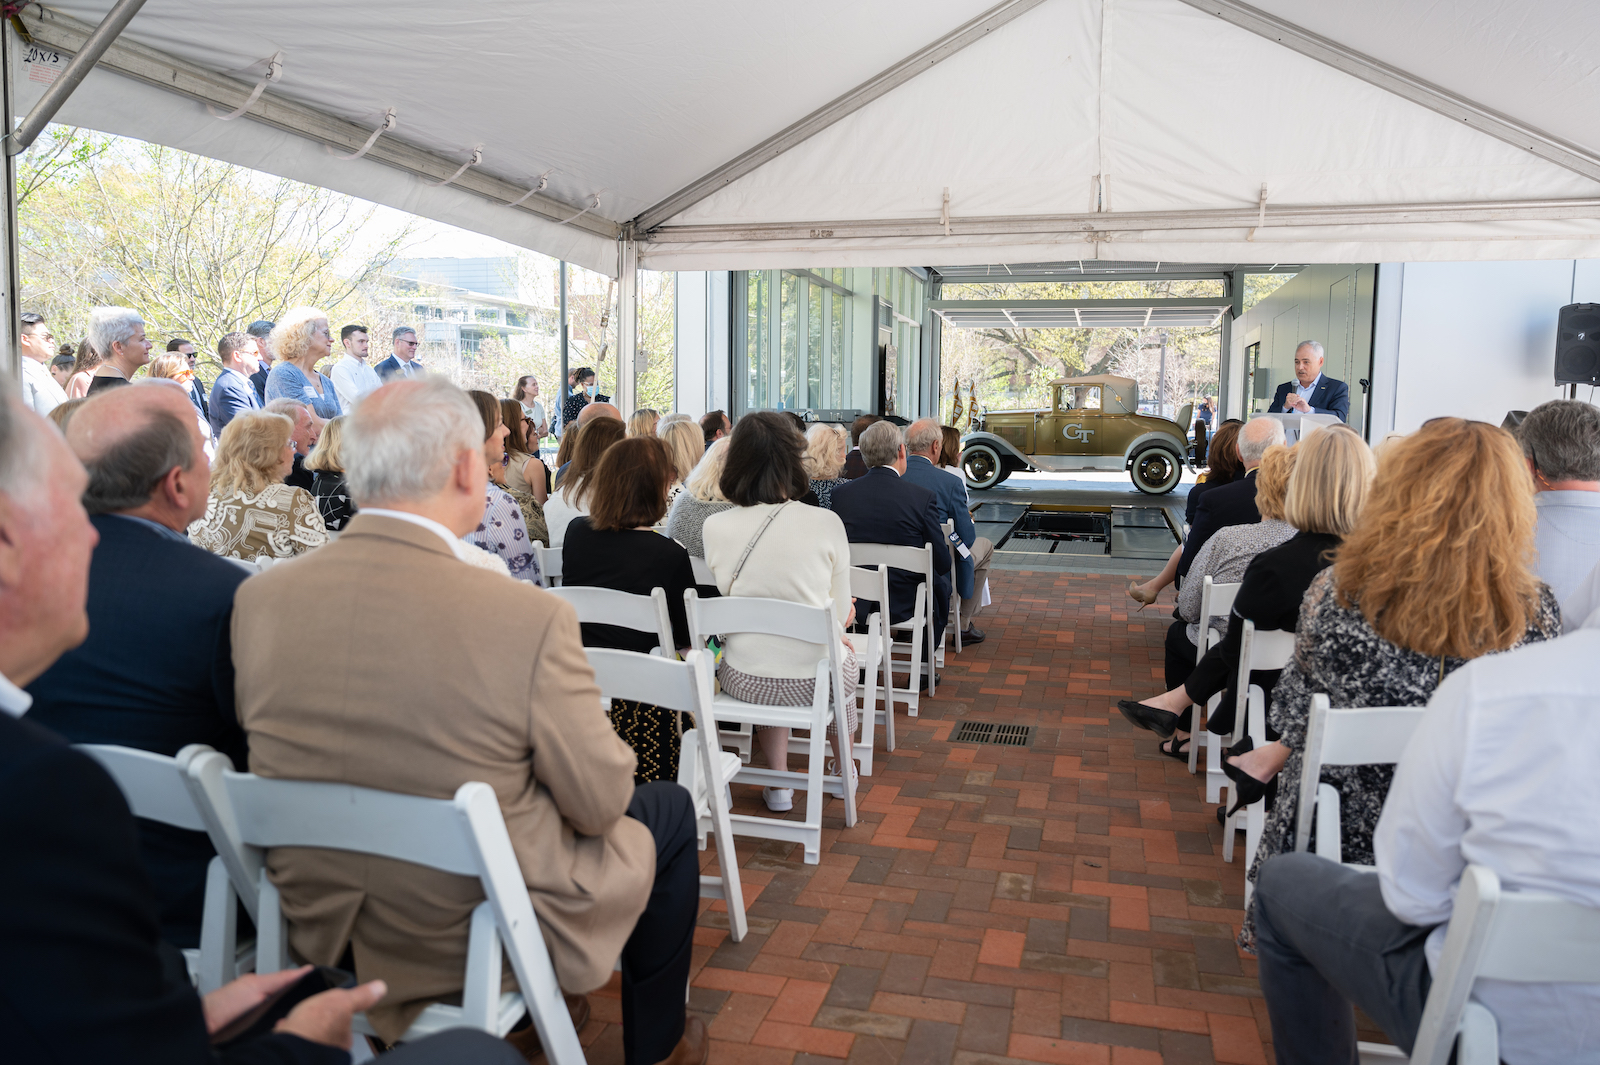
651 1015 709 1065
504 994 591 1062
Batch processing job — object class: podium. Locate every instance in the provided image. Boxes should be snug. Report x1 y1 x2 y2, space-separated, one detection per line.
1251 411 1342 445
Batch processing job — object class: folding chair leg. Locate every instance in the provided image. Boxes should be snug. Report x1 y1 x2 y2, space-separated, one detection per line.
1242 801 1266 907
802 727 825 864
196 856 238 994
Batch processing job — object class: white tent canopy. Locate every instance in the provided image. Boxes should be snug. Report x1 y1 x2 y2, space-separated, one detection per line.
18 0 1600 279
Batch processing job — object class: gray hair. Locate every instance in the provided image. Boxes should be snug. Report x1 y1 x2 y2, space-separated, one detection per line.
344 377 481 505
1518 399 1600 482
0 374 42 498
1239 416 1287 465
860 419 904 468
86 306 144 359
81 407 194 514
264 398 310 424
393 325 417 341
905 417 943 456
1295 340 1325 360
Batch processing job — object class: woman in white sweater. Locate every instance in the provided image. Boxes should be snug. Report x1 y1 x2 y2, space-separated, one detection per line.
703 412 858 813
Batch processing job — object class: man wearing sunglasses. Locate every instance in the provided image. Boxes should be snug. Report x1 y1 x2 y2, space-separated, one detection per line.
19 311 66 416
375 326 424 382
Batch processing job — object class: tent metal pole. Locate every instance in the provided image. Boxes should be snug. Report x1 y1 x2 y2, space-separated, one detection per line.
6 0 149 156
558 260 568 434
615 239 638 416
1 19 20 379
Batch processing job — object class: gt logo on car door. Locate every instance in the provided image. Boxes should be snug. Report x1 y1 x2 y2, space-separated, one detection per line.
1062 423 1095 442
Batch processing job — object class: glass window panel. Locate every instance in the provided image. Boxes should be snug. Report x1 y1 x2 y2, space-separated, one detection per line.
747 271 769 411
808 281 823 408
831 290 845 411
780 272 799 410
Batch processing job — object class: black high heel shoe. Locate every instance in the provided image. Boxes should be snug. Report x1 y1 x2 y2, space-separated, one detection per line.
1220 737 1271 816
1117 699 1180 739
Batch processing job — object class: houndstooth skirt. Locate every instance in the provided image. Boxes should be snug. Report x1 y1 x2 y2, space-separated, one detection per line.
718 646 858 738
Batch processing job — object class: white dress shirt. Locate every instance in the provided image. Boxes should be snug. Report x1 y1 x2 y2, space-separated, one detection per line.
21 356 67 416
329 354 383 410
1375 622 1600 1065
1532 490 1600 605
0 668 32 718
1293 372 1323 404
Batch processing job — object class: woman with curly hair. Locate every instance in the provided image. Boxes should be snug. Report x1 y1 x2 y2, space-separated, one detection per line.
802 423 850 509
189 411 328 560
264 306 341 419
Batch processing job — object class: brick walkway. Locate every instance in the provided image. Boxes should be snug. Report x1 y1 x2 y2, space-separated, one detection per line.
582 570 1266 1065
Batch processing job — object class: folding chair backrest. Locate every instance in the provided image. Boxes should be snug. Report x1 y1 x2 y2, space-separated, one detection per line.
1294 695 1426 854
546 585 673 654
533 544 562 588
1199 577 1241 641
685 589 836 646
849 565 890 618
851 542 933 591
1231 620 1297 743
586 645 700 709
78 743 212 832
690 555 715 587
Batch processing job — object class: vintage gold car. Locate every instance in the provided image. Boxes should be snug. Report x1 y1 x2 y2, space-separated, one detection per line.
960 375 1193 494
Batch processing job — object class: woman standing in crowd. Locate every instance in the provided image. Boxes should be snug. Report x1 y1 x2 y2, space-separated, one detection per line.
304 415 355 532
560 365 599 431
802 423 850 509
663 438 733 558
1128 418 1245 608
464 391 538 582
658 417 704 513
702 412 858 814
1232 419 1561 949
628 408 660 438
264 307 341 419
564 436 698 782
544 414 625 547
189 411 329 560
65 338 100 399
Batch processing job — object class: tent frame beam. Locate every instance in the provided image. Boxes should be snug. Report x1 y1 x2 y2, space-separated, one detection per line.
1176 0 1600 185
20 6 619 241
629 0 1048 234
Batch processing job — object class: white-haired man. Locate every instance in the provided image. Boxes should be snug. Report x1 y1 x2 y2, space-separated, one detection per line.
901 416 991 644
264 398 317 491
231 378 706 1064
84 306 153 395
1268 340 1350 422
1175 415 1286 582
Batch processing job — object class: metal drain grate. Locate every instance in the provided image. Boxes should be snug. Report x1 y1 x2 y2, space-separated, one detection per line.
951 721 1036 747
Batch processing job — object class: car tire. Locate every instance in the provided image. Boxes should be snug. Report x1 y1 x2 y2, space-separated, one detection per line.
1130 446 1182 494
962 442 1007 490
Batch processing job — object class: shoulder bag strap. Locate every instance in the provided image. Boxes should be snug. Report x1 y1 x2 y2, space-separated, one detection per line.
729 502 790 592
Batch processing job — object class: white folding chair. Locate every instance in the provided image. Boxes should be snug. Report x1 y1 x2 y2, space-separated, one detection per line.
185 752 583 1061
1406 865 1600 1065
847 564 893 776
849 542 934 713
77 743 256 993
546 585 674 657
1294 696 1426 868
690 555 715 587
685 590 858 864
227 557 260 574
1219 620 1297 908
585 647 747 942
532 543 562 588
252 555 277 570
940 519 960 658
1193 577 1243 795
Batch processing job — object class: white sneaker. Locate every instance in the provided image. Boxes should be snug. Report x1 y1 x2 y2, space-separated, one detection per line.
763 787 794 812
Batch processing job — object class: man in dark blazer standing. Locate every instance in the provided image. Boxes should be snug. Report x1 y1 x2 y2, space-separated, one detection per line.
831 420 952 646
374 325 425 381
207 330 261 439
27 384 249 949
244 319 274 404
1175 416 1285 582
1268 340 1350 422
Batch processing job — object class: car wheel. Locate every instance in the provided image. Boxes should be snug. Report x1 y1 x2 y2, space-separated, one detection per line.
962 442 1006 490
1130 447 1182 494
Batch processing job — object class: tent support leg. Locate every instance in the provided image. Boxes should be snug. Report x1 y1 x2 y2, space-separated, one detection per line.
558 260 569 432
616 239 638 416
1 18 21 379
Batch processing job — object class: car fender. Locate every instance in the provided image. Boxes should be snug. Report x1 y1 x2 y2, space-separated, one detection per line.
960 431 1034 469
1121 430 1190 470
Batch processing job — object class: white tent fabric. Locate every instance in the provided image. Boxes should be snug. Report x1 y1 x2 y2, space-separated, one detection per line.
25 0 1600 275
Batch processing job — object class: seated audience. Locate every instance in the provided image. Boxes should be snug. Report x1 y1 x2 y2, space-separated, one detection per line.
305 414 356 532
264 307 342 420
1118 425 1372 754
1156 444 1297 758
264 398 318 490
663 437 734 558
499 397 549 504
1563 552 1600 631
189 411 329 560
659 417 703 513
802 422 850 508
66 337 100 399
554 399 624 483
1254 621 1600 1064
232 378 703 1062
494 397 549 546
831 420 953 648
628 407 661 438
464 391 538 582
700 408 730 448
703 412 858 813
85 305 153 395
0 375 517 1065
207 331 262 438
565 436 697 783
25 381 249 948
841 413 883 479
1228 418 1560 951
938 425 966 487
903 417 990 644
1516 398 1600 602
552 418 579 478
1184 418 1245 527
546 413 626 547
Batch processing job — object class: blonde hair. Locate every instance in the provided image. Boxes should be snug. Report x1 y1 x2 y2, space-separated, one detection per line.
1253 444 1297 522
1334 418 1541 659
627 408 660 438
684 437 731 502
304 414 347 473
146 353 190 380
658 418 702 483
213 412 293 495
267 306 329 367
803 423 848 479
1283 426 1374 537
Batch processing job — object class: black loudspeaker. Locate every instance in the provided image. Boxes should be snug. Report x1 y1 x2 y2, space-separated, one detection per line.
1556 303 1600 386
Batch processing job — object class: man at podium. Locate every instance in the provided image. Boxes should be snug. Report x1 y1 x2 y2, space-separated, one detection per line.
1268 340 1349 423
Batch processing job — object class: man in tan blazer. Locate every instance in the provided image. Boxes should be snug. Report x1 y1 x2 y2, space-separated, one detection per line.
233 378 705 1065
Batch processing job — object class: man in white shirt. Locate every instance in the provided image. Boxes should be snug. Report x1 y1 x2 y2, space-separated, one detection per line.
18 311 67 416
1516 399 1600 603
329 323 383 410
1252 622 1600 1065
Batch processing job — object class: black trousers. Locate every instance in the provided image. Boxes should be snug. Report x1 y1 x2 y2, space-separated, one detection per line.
620 781 699 1065
1164 621 1198 731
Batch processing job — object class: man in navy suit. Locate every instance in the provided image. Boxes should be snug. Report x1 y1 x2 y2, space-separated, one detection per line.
902 417 989 644
27 382 250 949
1268 340 1350 423
1175 416 1285 582
207 330 261 439
374 324 424 381
831 421 952 651
244 319 274 404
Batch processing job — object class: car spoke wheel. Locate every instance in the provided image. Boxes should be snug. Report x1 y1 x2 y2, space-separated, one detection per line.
962 443 1005 490
1130 447 1181 494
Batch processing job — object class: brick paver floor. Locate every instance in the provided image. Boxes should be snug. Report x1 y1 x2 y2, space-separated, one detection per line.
578 570 1268 1065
